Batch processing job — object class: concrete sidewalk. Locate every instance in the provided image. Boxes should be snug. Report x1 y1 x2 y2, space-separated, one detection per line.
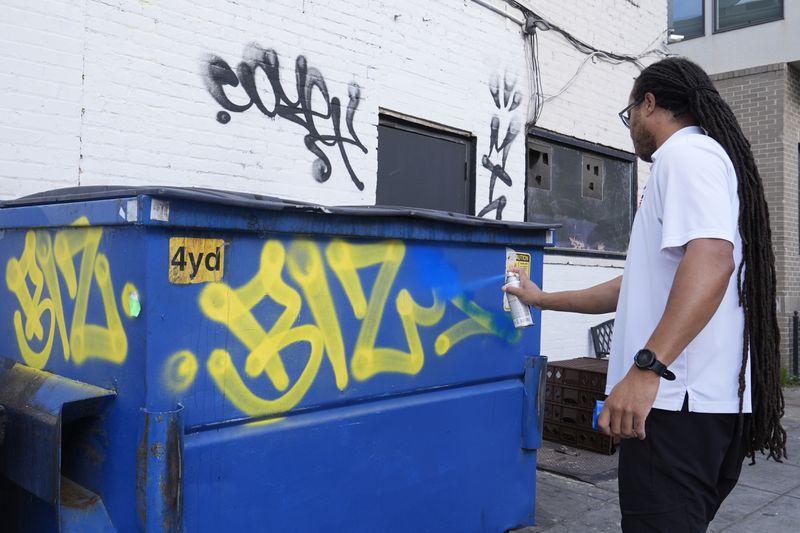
517 386 800 532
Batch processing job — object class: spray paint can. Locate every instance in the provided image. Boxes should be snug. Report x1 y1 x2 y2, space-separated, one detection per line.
504 271 534 328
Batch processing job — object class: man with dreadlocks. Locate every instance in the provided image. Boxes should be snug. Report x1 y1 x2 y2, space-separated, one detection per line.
506 57 786 532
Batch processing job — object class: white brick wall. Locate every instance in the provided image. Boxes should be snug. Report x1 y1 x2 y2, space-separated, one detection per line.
0 0 85 198
0 0 666 358
1 0 664 204
541 254 624 361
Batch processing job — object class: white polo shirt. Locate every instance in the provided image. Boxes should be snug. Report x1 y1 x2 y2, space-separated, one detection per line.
606 126 751 413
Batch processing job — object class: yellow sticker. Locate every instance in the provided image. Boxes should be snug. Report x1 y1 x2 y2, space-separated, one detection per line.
504 249 532 311
169 237 225 284
511 252 531 275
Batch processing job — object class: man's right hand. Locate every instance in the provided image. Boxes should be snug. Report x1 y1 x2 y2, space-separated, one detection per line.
504 267 547 309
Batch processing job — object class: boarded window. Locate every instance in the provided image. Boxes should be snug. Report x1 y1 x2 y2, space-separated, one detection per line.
525 129 636 255
377 114 475 214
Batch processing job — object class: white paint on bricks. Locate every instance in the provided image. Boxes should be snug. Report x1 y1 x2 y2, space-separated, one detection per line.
0 0 664 207
541 254 625 361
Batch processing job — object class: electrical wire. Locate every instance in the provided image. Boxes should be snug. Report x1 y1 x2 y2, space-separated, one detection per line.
539 30 671 104
543 52 599 103
468 0 524 25
521 5 672 115
470 0 672 124
524 28 544 127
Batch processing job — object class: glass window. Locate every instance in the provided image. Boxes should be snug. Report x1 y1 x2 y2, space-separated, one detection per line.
669 0 705 40
715 0 783 32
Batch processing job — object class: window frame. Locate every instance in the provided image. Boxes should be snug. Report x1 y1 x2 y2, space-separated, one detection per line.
668 0 706 41
713 0 784 34
525 127 638 260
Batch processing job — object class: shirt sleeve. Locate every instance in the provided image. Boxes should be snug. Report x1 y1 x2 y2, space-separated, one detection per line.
658 143 737 254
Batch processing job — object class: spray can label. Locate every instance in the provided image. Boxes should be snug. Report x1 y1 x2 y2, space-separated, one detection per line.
504 271 534 328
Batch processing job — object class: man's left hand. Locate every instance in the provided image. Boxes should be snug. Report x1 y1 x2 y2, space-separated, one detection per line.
597 367 660 440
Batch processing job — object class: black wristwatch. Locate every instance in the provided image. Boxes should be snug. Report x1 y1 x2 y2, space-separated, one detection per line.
633 348 676 381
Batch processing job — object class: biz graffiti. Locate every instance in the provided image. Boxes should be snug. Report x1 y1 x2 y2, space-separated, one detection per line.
202 43 368 191
5 218 137 369
163 239 520 420
478 73 523 220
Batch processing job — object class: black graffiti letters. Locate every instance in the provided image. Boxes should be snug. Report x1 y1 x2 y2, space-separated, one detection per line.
479 74 522 220
202 43 367 190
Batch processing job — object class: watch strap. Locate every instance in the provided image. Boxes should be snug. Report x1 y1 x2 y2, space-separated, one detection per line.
649 359 676 381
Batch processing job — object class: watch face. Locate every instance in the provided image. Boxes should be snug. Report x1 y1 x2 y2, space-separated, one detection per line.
635 349 655 368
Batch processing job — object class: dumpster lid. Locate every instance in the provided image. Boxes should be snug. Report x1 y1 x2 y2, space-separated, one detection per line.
0 186 558 231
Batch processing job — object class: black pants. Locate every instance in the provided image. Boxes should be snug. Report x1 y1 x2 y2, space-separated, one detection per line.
618 397 747 532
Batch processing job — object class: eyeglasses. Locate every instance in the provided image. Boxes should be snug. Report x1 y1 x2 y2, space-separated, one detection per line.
618 98 643 129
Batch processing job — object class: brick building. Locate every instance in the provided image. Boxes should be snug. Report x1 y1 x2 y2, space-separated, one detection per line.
669 0 800 369
0 0 669 360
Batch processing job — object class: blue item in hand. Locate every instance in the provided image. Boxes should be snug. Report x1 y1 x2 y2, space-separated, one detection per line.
592 400 605 431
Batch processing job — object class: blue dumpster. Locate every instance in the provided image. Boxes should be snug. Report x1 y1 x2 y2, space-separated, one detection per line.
0 187 553 532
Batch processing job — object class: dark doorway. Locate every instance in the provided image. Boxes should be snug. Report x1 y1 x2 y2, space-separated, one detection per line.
377 114 475 214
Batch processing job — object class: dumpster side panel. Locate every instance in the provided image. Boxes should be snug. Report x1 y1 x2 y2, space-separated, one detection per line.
145 231 541 428
146 228 545 531
0 222 148 530
183 379 536 533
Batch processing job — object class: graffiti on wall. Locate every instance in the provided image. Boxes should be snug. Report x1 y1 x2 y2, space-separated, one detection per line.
5 218 136 369
163 238 520 420
202 43 368 191
478 73 523 220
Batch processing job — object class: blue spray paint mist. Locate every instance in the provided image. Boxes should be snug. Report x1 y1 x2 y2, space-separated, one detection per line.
458 273 506 293
412 249 507 299
410 249 519 339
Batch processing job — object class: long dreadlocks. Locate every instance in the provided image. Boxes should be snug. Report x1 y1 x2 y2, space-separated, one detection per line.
631 57 787 462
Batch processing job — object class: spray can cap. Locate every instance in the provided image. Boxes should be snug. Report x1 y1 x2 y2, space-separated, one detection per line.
505 271 520 284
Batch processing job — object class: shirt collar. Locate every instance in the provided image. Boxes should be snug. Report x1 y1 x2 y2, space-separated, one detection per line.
650 126 704 162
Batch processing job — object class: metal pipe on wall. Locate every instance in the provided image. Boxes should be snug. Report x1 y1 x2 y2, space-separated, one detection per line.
793 311 798 377
468 0 525 26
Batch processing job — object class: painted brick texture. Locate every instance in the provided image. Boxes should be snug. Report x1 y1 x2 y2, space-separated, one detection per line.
0 0 86 197
0 0 664 213
541 256 622 361
712 64 800 366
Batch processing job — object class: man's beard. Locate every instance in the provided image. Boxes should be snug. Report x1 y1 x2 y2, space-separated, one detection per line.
632 124 657 163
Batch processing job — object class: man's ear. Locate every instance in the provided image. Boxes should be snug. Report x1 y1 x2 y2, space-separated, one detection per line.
643 92 657 115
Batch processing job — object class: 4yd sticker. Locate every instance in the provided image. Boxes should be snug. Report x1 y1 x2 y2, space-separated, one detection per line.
169 237 225 284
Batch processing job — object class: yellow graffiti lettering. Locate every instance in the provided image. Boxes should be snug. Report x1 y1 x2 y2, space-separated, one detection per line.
326 240 368 317
36 232 70 358
54 219 127 365
383 288 445 375
200 241 340 416
435 295 521 356
5 219 133 369
173 236 522 419
327 240 445 381
199 249 291 390
206 324 324 417
6 231 59 368
163 350 199 393
287 240 348 390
